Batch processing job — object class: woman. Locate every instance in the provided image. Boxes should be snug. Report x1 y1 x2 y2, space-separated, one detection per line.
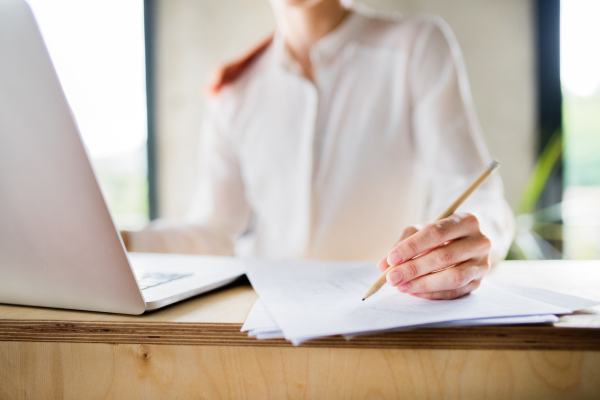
124 0 515 300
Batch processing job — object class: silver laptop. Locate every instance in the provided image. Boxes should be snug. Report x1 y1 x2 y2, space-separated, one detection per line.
0 0 245 315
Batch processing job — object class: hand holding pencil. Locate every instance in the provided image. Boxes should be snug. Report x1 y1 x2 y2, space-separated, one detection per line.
363 161 500 301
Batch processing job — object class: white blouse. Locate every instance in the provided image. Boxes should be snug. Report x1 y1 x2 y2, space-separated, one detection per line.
129 6 515 264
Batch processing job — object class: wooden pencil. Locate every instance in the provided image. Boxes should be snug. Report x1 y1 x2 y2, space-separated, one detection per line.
362 160 500 300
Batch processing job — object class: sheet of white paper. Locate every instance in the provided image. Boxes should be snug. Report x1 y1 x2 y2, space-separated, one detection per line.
256 331 285 340
241 298 278 332
490 281 599 311
248 329 283 337
342 314 560 339
245 259 575 345
428 314 560 327
249 327 280 335
244 298 558 340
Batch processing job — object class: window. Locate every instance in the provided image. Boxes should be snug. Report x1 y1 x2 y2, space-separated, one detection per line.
561 0 600 259
27 0 149 230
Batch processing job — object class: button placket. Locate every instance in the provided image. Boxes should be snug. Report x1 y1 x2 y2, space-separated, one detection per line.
297 77 320 256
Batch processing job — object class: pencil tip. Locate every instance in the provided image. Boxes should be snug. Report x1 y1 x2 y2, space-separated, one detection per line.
362 298 365 301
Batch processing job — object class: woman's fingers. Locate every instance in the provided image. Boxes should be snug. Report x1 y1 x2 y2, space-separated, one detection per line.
385 235 488 286
398 226 419 243
378 226 419 272
380 213 492 301
395 260 488 294
387 213 480 266
377 257 389 272
408 278 483 300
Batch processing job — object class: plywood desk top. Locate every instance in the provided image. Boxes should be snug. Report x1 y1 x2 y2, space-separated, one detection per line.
1 260 599 350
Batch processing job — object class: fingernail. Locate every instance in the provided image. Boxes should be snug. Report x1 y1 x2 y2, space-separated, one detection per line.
398 282 411 292
388 251 403 266
387 269 403 285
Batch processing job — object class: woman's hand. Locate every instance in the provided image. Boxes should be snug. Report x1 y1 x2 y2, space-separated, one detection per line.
120 231 131 251
377 213 492 300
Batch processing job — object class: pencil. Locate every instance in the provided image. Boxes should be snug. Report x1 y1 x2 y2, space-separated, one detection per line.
362 160 500 301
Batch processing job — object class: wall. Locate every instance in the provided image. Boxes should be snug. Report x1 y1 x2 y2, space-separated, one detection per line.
154 0 275 219
154 0 536 218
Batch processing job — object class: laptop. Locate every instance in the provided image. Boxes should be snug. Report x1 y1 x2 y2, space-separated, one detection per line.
0 0 245 315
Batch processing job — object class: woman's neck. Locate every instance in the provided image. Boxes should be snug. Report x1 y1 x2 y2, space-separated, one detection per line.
274 0 349 81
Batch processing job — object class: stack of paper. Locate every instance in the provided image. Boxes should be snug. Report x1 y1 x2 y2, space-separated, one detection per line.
243 259 598 345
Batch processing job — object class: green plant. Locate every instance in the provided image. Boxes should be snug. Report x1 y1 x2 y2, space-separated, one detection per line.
508 129 564 260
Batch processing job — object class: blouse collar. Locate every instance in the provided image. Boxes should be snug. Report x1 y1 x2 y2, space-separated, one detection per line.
271 8 369 75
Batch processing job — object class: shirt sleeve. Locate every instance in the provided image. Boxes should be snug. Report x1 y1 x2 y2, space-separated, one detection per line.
409 17 515 264
126 100 252 255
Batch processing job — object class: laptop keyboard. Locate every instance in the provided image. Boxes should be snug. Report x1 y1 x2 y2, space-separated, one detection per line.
134 271 193 290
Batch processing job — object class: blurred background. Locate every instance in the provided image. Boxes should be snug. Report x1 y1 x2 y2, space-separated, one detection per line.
28 0 150 230
27 0 600 260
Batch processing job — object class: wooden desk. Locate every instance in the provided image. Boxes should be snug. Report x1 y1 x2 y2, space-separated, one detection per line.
1 260 600 399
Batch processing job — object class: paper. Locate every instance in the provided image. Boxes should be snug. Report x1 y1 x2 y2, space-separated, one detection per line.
255 331 286 340
491 281 600 311
341 314 560 339
241 298 279 333
242 298 559 340
245 259 580 345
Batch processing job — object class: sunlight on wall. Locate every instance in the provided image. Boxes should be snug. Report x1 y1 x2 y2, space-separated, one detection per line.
27 0 149 230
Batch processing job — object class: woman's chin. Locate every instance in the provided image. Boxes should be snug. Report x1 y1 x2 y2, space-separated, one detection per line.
273 0 329 9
